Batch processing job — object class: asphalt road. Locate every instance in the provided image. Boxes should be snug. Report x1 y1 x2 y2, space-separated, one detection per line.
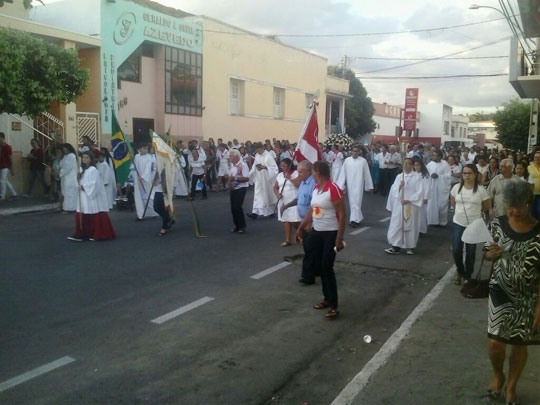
0 189 455 404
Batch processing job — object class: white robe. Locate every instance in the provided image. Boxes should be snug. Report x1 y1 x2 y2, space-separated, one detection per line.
331 152 344 182
106 158 117 207
133 153 158 219
336 156 373 223
386 171 424 249
217 150 230 176
426 160 452 226
276 171 302 223
77 166 109 214
59 153 78 211
249 151 278 216
418 175 431 234
174 155 188 196
97 161 114 210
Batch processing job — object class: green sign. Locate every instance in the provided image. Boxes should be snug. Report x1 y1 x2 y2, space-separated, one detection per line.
100 0 202 131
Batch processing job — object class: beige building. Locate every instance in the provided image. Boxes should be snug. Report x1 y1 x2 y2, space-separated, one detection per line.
201 17 349 144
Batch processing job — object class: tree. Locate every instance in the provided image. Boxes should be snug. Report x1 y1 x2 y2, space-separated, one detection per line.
327 66 376 140
493 98 530 151
469 111 494 122
0 28 89 117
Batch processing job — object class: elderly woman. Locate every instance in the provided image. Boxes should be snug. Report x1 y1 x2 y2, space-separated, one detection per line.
484 180 540 404
296 161 346 318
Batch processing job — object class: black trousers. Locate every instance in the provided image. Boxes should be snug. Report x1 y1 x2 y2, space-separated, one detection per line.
301 229 317 281
190 174 207 198
311 229 338 308
388 167 399 190
153 192 170 229
230 187 247 229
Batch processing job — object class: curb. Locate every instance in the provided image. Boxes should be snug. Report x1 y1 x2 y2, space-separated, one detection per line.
0 203 59 216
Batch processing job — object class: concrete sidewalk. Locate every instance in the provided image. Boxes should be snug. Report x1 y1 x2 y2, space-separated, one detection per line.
0 196 59 216
348 268 540 405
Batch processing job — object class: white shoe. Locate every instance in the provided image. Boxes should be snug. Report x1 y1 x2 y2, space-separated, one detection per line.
384 247 399 254
406 249 414 255
67 236 83 242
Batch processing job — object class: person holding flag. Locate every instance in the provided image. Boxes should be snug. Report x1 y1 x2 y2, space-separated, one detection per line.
133 143 158 220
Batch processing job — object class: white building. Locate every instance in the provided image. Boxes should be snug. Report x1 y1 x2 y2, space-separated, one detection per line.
467 121 501 148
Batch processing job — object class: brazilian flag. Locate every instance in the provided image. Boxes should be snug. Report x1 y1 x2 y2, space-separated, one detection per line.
111 111 132 185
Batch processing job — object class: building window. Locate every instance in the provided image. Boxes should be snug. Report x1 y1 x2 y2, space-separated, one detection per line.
444 121 450 135
117 49 141 84
305 93 314 118
273 87 284 119
165 46 203 116
451 126 455 138
229 79 244 115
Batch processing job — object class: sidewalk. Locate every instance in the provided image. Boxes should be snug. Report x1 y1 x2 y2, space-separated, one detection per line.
0 196 59 216
348 268 540 404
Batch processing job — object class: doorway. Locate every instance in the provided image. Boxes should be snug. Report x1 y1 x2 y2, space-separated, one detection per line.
133 118 154 146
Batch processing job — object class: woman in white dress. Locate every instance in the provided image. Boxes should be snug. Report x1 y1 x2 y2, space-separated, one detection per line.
274 158 302 247
217 143 230 190
59 143 78 213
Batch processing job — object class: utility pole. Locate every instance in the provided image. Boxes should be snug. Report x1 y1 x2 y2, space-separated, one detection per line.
341 55 348 77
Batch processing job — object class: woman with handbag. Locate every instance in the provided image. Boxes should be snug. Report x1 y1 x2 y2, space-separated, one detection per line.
450 164 491 285
483 180 540 405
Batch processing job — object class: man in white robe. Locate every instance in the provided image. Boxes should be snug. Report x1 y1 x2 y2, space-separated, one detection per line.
426 149 452 226
331 145 344 182
385 159 424 254
336 146 373 227
133 144 158 220
248 142 278 218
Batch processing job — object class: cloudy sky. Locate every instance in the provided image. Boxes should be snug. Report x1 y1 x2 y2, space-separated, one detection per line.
164 0 519 115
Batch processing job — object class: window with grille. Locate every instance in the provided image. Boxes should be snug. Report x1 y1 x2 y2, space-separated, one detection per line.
273 88 284 119
165 46 203 116
229 79 244 115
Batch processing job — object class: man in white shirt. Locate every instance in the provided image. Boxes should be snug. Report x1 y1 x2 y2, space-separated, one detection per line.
487 158 518 217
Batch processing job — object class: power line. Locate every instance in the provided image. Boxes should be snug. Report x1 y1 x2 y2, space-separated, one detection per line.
359 36 512 74
202 16 507 38
348 55 509 61
356 73 507 80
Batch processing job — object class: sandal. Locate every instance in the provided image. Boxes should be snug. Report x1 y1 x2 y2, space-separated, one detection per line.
313 300 330 309
158 230 168 236
480 390 501 400
325 308 339 318
280 241 292 247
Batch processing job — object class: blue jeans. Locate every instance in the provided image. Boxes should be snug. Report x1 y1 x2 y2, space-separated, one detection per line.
452 223 476 279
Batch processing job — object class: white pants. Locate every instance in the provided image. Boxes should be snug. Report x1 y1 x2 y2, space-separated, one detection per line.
1 168 17 198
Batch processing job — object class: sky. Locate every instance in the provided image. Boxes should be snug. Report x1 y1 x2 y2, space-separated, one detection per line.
166 0 521 115
48 0 524 114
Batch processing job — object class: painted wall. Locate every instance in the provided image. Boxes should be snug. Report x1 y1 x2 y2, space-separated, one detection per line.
77 47 102 114
201 17 329 144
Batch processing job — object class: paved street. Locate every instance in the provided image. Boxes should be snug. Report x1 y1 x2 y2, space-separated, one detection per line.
1 191 538 404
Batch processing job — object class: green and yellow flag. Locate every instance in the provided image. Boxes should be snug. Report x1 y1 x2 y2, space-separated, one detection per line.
111 111 132 185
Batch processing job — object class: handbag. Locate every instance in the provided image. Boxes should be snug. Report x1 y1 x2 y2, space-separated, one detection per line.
460 254 493 299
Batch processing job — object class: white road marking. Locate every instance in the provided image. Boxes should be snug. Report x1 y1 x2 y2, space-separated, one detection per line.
0 356 75 393
331 265 456 405
379 217 391 223
350 226 371 236
151 297 215 324
250 261 291 280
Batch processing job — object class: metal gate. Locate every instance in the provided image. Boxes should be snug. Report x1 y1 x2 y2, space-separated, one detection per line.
76 112 101 146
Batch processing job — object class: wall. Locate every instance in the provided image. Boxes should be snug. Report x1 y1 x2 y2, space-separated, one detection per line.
201 17 329 144
418 104 444 141
29 0 100 36
76 47 102 114
0 2 30 19
117 56 158 136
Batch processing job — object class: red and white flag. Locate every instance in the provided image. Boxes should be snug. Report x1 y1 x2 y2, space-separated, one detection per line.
294 102 322 163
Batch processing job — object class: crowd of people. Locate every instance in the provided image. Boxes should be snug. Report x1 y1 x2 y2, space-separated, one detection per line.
1 130 539 401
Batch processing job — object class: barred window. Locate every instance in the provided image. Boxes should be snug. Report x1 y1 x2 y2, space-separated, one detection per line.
165 46 203 116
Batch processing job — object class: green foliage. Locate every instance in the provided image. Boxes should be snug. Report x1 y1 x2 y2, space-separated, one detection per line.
0 27 89 117
493 98 531 151
469 111 495 122
327 66 376 140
